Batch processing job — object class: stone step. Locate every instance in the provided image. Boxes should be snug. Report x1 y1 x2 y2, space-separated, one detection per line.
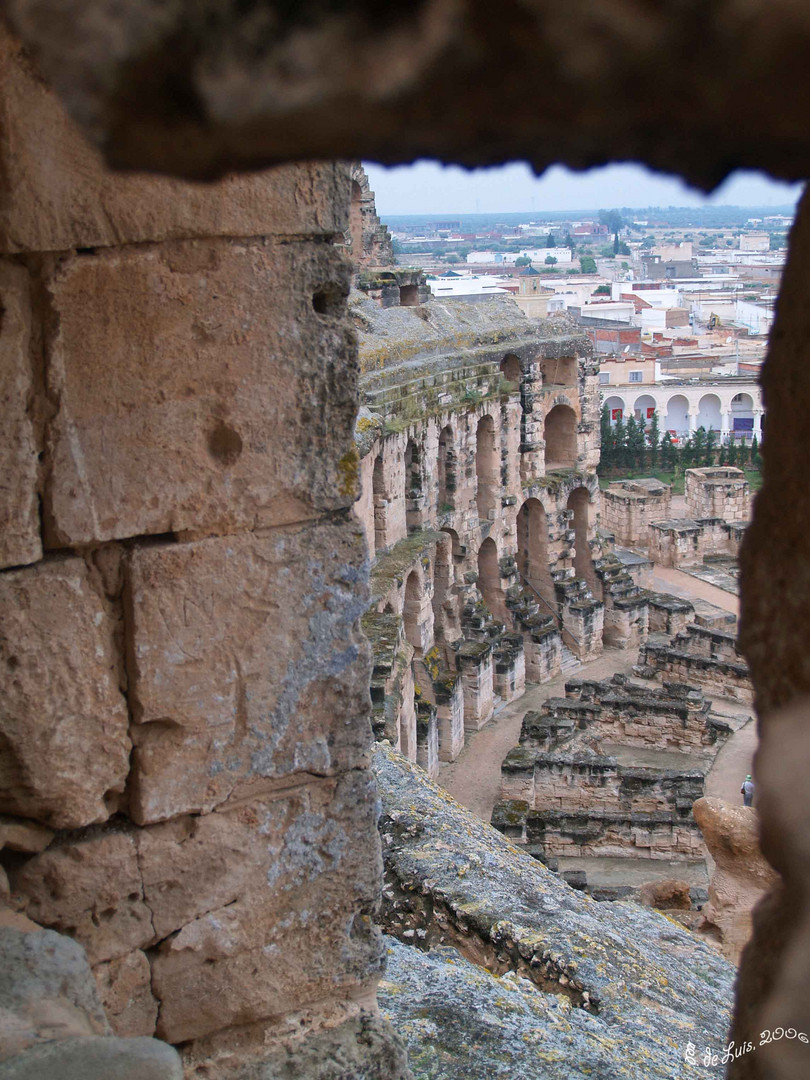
559 643 582 674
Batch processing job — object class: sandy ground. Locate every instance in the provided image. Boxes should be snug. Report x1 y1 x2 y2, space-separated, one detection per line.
438 563 755 825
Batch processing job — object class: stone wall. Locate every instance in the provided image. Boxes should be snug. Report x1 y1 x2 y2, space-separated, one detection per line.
686 467 751 522
648 517 744 568
492 676 730 866
601 478 672 546
638 624 754 705
0 32 402 1077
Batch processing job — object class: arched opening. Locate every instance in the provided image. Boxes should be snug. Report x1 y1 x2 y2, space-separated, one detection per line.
477 537 506 620
350 179 363 260
665 394 690 441
516 498 556 619
604 395 625 425
500 353 521 384
476 414 498 521
372 453 387 552
544 403 577 469
432 531 460 643
403 571 424 652
697 393 722 433
731 392 755 442
567 487 599 595
437 425 455 513
633 394 657 428
404 438 423 533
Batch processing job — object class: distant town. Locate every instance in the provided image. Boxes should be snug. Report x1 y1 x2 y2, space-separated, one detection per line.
382 205 787 446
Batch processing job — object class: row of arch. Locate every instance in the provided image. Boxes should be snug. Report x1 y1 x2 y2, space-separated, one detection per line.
372 403 580 553
400 487 596 652
604 391 756 434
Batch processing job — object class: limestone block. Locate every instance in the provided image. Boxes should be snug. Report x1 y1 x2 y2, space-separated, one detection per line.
0 260 40 569
14 833 154 965
93 950 158 1038
0 927 109 1061
127 521 371 823
0 29 347 253
44 238 357 547
0 1037 183 1080
0 817 54 853
149 771 383 1044
0 556 130 829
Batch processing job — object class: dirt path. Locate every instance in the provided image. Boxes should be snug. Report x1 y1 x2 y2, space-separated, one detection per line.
706 714 758 803
651 564 739 618
438 648 637 821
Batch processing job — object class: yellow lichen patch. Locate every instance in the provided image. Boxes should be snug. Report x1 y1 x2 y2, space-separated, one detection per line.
336 446 360 497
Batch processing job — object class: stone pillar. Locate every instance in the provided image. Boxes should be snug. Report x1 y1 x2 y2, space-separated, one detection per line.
0 31 405 1077
688 408 699 434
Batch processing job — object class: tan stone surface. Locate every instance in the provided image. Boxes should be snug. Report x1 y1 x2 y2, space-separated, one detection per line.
0 29 347 253
14 833 154 964
693 796 778 964
150 770 383 1044
0 556 130 828
92 950 158 1038
0 260 40 568
44 239 357 546
639 879 692 911
0 817 54 853
127 521 371 823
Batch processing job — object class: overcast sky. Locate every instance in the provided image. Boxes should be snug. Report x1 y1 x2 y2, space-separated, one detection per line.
363 161 803 216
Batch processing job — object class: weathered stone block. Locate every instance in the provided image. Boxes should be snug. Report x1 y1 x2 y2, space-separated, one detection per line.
0 29 348 253
149 771 383 1044
0 557 130 828
127 521 371 822
44 239 357 546
14 833 153 964
92 950 158 1038
0 260 40 569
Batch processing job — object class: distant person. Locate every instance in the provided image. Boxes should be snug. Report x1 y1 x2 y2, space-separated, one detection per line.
741 774 755 807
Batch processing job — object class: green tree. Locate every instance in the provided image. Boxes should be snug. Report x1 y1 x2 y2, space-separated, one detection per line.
580 256 597 274
599 209 625 235
750 435 762 468
593 284 611 295
660 431 676 470
647 411 661 468
515 255 532 267
705 426 717 465
545 255 557 266
625 415 645 470
613 415 628 470
692 426 707 467
726 438 738 467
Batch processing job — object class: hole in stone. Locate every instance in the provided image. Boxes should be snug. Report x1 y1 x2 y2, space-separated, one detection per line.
207 422 243 467
312 283 346 316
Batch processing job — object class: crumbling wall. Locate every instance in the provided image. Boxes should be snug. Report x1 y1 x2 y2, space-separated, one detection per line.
602 479 672 546
0 32 403 1078
686 467 751 522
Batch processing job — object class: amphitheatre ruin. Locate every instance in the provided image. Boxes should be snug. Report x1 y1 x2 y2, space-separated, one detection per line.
2 5 810 1080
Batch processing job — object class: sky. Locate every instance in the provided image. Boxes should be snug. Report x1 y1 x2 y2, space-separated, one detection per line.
363 161 803 216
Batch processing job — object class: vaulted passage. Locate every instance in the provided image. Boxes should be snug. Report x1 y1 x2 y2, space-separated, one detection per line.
373 452 387 553
437 424 455 513
404 438 423 533
544 404 577 469
567 486 599 596
477 536 505 621
475 415 498 521
516 498 556 619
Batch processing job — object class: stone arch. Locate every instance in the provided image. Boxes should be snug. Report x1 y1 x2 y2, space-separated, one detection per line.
516 498 556 619
500 353 521 383
437 424 455 513
372 452 388 552
476 414 498 521
544 403 577 469
403 570 426 654
604 395 626 425
731 392 755 440
665 394 690 439
539 354 578 387
632 393 658 427
404 438 423 533
698 393 722 433
433 530 461 642
477 537 505 620
567 486 599 596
